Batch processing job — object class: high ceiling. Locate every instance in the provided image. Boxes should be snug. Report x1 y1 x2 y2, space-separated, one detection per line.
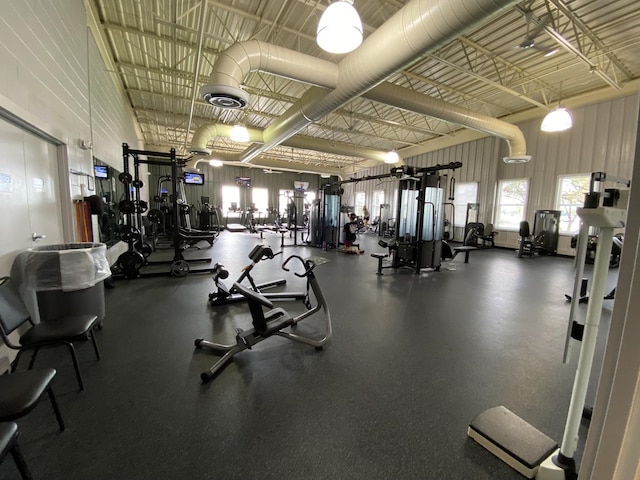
89 0 640 174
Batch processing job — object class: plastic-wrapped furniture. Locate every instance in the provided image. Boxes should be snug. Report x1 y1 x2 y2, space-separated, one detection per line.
12 243 110 325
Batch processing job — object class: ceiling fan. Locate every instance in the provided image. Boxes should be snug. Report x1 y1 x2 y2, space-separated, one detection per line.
515 12 555 55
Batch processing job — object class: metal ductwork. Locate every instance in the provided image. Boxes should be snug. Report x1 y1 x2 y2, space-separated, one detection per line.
189 122 391 163
199 0 529 164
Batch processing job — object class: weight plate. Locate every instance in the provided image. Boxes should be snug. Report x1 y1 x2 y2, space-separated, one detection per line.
132 179 144 188
116 251 145 278
136 200 148 213
171 260 189 277
118 199 135 214
147 209 162 224
138 242 153 258
118 172 133 184
120 225 140 241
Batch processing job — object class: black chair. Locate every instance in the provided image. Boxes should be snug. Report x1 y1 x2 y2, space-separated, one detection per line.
518 221 534 257
0 422 34 480
0 276 101 391
0 368 65 432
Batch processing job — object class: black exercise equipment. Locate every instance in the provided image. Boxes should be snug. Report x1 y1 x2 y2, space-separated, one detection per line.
518 210 561 258
195 254 332 383
208 244 306 306
112 144 218 279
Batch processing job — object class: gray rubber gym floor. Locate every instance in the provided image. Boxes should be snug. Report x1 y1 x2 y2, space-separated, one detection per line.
0 229 616 480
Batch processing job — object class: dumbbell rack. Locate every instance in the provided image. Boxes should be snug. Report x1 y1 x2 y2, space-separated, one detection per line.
112 143 215 279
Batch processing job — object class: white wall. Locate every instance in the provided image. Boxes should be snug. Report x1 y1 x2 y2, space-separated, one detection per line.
0 0 141 364
0 0 141 236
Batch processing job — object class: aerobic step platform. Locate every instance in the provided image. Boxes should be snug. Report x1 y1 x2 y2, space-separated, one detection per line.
468 406 558 479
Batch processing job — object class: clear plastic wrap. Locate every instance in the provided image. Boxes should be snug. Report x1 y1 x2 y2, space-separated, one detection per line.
14 243 111 292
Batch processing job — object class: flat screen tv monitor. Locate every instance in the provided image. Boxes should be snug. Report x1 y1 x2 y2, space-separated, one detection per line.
236 176 251 188
94 164 109 179
184 172 205 185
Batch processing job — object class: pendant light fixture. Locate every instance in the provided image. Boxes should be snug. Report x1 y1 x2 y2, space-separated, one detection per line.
541 83 573 133
540 106 573 132
317 0 363 54
384 150 400 164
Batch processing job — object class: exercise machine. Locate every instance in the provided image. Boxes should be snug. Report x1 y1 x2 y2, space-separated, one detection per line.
112 144 218 279
518 210 561 257
195 254 332 383
468 171 630 479
208 244 306 306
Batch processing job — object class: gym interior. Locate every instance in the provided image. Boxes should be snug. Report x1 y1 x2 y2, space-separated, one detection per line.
1 2 639 480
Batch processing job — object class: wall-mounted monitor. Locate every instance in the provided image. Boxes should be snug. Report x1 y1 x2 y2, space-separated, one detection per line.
94 164 109 179
184 172 205 185
236 176 251 188
294 181 309 192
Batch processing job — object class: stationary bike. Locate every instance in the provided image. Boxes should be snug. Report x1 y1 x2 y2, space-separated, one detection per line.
195 253 332 383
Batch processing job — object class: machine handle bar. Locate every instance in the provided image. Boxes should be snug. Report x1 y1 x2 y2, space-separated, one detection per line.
282 255 314 277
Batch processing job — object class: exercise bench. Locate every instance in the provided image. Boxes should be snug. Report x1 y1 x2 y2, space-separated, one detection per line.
451 245 476 263
371 252 390 275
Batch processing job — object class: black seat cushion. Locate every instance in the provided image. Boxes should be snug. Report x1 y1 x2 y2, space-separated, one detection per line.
19 315 97 347
0 369 56 420
0 422 18 452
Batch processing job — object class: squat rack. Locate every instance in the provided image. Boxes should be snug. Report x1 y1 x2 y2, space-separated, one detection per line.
113 143 215 278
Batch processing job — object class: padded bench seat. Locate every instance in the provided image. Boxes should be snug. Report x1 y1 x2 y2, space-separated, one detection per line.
451 246 476 263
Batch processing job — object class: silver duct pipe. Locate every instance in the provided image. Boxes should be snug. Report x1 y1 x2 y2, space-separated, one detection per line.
199 0 527 164
189 122 389 162
365 83 529 161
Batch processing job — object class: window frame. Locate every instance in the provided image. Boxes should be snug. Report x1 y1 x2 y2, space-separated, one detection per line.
494 178 529 231
452 182 479 227
555 174 591 235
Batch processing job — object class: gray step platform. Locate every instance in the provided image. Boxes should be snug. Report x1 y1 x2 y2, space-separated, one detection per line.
467 406 558 479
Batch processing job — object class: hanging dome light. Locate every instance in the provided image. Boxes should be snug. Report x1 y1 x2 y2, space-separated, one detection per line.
541 107 573 132
317 1 363 54
384 150 400 164
230 124 250 142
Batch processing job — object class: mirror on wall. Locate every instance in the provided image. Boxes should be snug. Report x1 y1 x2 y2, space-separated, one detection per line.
92 159 126 246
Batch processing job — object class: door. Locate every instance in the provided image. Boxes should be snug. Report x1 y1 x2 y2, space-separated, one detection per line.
0 117 64 274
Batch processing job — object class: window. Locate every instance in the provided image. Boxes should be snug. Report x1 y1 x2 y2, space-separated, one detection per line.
495 179 529 230
279 189 293 217
221 185 240 213
452 182 478 227
252 187 268 213
556 174 591 234
354 191 365 216
372 190 385 216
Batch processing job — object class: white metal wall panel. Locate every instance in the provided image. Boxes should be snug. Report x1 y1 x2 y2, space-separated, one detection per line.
382 93 640 254
88 34 140 169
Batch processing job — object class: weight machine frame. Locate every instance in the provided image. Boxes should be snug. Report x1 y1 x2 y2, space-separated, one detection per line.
112 143 218 279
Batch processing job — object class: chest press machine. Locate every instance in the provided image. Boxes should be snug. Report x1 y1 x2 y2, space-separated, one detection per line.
195 254 332 383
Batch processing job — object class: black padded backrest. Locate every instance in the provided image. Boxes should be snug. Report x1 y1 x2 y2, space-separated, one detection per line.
0 277 31 335
232 282 274 309
519 221 530 237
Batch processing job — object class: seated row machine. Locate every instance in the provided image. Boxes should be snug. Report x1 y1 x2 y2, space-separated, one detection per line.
195 254 332 383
